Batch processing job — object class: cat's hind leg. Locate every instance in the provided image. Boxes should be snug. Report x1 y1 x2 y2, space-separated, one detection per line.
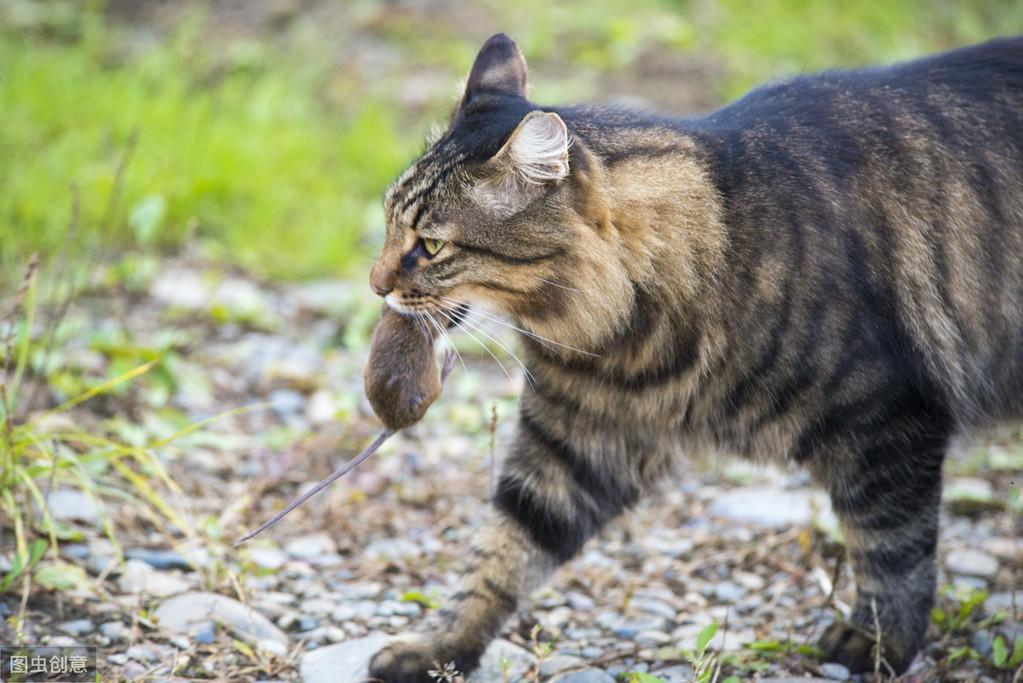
815 428 947 675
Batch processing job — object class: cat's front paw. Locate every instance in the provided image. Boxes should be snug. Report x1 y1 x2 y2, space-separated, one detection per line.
367 638 447 683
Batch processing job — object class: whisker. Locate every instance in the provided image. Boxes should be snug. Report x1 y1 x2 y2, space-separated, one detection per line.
538 277 585 294
435 307 516 386
423 311 468 377
438 295 599 357
447 310 536 388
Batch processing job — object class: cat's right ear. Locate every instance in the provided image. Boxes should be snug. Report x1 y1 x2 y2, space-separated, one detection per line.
461 33 528 105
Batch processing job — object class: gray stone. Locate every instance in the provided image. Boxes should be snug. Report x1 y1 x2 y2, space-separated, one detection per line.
712 581 746 603
550 670 616 683
99 621 127 641
946 548 999 578
57 619 94 636
986 591 1019 614
126 644 157 662
566 591 596 611
819 662 851 680
118 560 190 597
971 629 994 657
364 537 421 559
257 638 288 657
46 636 77 647
652 664 695 682
300 635 534 683
45 489 102 525
634 630 671 647
247 547 288 571
944 477 1003 516
708 487 834 528
541 653 586 677
124 548 191 571
154 591 288 647
268 389 305 417
284 533 337 561
629 597 678 621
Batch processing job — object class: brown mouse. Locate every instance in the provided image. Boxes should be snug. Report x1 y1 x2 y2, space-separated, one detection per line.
363 306 441 430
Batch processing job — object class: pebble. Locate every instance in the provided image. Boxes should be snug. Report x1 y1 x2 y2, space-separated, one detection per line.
126 644 157 662
154 591 289 647
99 621 127 641
612 617 671 639
971 629 994 656
123 548 192 571
628 597 678 621
299 598 335 616
708 487 833 528
364 537 421 559
284 533 337 561
566 591 596 611
946 548 1000 578
46 636 77 647
257 638 288 657
540 653 586 676
246 547 288 571
985 591 1019 614
711 581 747 603
652 664 695 682
549 670 616 683
45 489 102 525
118 559 190 597
819 662 851 680
268 388 306 417
634 630 671 647
944 477 1002 516
57 619 95 636
299 635 534 683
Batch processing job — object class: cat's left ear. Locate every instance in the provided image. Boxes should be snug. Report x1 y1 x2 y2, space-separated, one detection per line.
477 111 571 210
462 33 528 104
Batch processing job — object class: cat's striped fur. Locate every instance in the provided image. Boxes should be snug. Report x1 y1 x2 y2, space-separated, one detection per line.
366 34 1023 680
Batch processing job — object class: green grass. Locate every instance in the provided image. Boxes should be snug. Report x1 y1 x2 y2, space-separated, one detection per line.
0 1 1020 281
0 7 415 280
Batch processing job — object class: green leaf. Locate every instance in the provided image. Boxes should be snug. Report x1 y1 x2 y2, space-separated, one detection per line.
626 674 667 683
0 539 48 592
1009 637 1023 667
695 622 718 654
400 591 440 609
33 560 90 591
722 677 741 683
992 635 1008 668
748 639 782 652
129 194 167 246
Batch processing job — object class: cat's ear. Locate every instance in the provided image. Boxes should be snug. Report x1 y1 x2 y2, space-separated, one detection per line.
500 110 570 184
477 111 570 211
463 33 528 103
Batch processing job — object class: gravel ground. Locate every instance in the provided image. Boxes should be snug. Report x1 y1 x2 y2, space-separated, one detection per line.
1 261 1019 682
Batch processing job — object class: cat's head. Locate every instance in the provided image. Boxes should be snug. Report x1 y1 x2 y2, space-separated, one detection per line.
369 34 628 350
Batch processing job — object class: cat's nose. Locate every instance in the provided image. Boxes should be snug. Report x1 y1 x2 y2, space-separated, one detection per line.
369 258 397 297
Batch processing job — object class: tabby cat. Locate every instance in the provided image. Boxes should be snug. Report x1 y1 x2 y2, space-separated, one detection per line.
365 33 1023 680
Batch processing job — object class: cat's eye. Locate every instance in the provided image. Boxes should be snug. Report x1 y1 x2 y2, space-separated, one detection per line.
422 238 445 257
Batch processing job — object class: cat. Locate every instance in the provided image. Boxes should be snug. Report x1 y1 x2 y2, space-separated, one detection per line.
365 33 1023 681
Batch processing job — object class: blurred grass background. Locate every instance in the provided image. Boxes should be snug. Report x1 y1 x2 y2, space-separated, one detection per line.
1 0 1021 282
